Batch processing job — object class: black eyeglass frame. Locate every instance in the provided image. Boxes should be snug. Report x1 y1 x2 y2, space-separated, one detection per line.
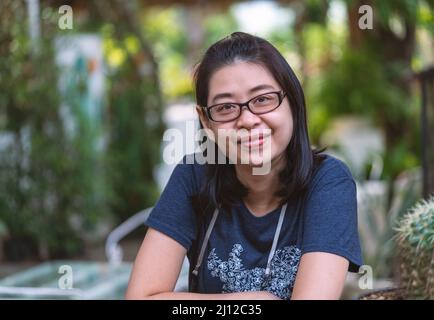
202 90 287 123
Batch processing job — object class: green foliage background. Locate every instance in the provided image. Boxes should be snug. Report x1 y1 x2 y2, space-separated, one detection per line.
0 0 432 267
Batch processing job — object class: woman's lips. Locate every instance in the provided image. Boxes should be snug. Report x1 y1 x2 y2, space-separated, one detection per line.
245 137 264 147
237 133 269 148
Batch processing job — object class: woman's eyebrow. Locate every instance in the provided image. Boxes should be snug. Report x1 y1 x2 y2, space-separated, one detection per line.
210 84 276 104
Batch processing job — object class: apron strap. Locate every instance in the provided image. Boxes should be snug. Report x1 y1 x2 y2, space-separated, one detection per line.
192 208 219 276
265 203 287 276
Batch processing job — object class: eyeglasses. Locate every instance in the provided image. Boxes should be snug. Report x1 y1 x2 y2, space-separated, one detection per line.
203 91 287 123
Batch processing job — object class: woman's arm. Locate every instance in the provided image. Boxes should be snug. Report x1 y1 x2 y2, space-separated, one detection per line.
290 252 349 300
125 228 185 299
125 228 280 300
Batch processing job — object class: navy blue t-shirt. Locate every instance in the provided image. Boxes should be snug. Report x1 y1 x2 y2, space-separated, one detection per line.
145 154 363 299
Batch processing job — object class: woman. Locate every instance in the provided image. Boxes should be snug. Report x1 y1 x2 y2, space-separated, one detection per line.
126 32 362 300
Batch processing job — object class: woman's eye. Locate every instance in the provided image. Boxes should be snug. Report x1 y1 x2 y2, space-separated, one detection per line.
254 96 270 104
217 104 236 112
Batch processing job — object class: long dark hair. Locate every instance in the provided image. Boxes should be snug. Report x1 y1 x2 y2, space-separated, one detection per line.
192 31 325 215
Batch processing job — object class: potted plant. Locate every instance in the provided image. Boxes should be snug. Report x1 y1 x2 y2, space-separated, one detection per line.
395 196 434 299
360 196 434 299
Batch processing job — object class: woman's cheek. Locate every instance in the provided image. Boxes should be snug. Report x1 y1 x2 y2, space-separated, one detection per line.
272 121 293 154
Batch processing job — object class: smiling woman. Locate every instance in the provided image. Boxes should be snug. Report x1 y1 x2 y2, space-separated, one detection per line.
126 32 363 300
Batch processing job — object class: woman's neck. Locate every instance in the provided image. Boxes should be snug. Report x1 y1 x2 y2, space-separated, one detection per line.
235 154 286 216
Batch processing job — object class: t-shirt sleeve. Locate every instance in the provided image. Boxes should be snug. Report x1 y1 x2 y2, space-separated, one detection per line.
145 157 198 251
301 160 363 273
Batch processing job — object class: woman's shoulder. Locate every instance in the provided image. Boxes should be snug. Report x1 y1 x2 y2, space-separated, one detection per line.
309 153 355 191
171 153 206 186
177 152 207 171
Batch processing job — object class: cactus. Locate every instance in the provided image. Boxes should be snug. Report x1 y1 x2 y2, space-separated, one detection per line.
395 196 434 299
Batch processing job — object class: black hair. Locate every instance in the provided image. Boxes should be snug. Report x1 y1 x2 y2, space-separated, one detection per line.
192 31 325 215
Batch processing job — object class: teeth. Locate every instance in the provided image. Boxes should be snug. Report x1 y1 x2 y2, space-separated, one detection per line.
240 136 268 147
237 133 270 143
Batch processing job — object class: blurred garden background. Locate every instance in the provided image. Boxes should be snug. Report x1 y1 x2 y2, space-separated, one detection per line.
0 0 433 299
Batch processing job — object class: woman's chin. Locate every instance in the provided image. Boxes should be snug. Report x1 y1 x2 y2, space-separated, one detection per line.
235 154 267 167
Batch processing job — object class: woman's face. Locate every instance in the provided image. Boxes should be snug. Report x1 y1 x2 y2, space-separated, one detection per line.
198 61 293 171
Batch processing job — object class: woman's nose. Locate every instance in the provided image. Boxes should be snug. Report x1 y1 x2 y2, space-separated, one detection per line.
235 105 261 129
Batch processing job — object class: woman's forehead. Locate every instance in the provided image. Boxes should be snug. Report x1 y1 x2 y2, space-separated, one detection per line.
208 62 279 100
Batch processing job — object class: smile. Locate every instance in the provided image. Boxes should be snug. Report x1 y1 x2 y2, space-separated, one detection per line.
237 132 271 148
